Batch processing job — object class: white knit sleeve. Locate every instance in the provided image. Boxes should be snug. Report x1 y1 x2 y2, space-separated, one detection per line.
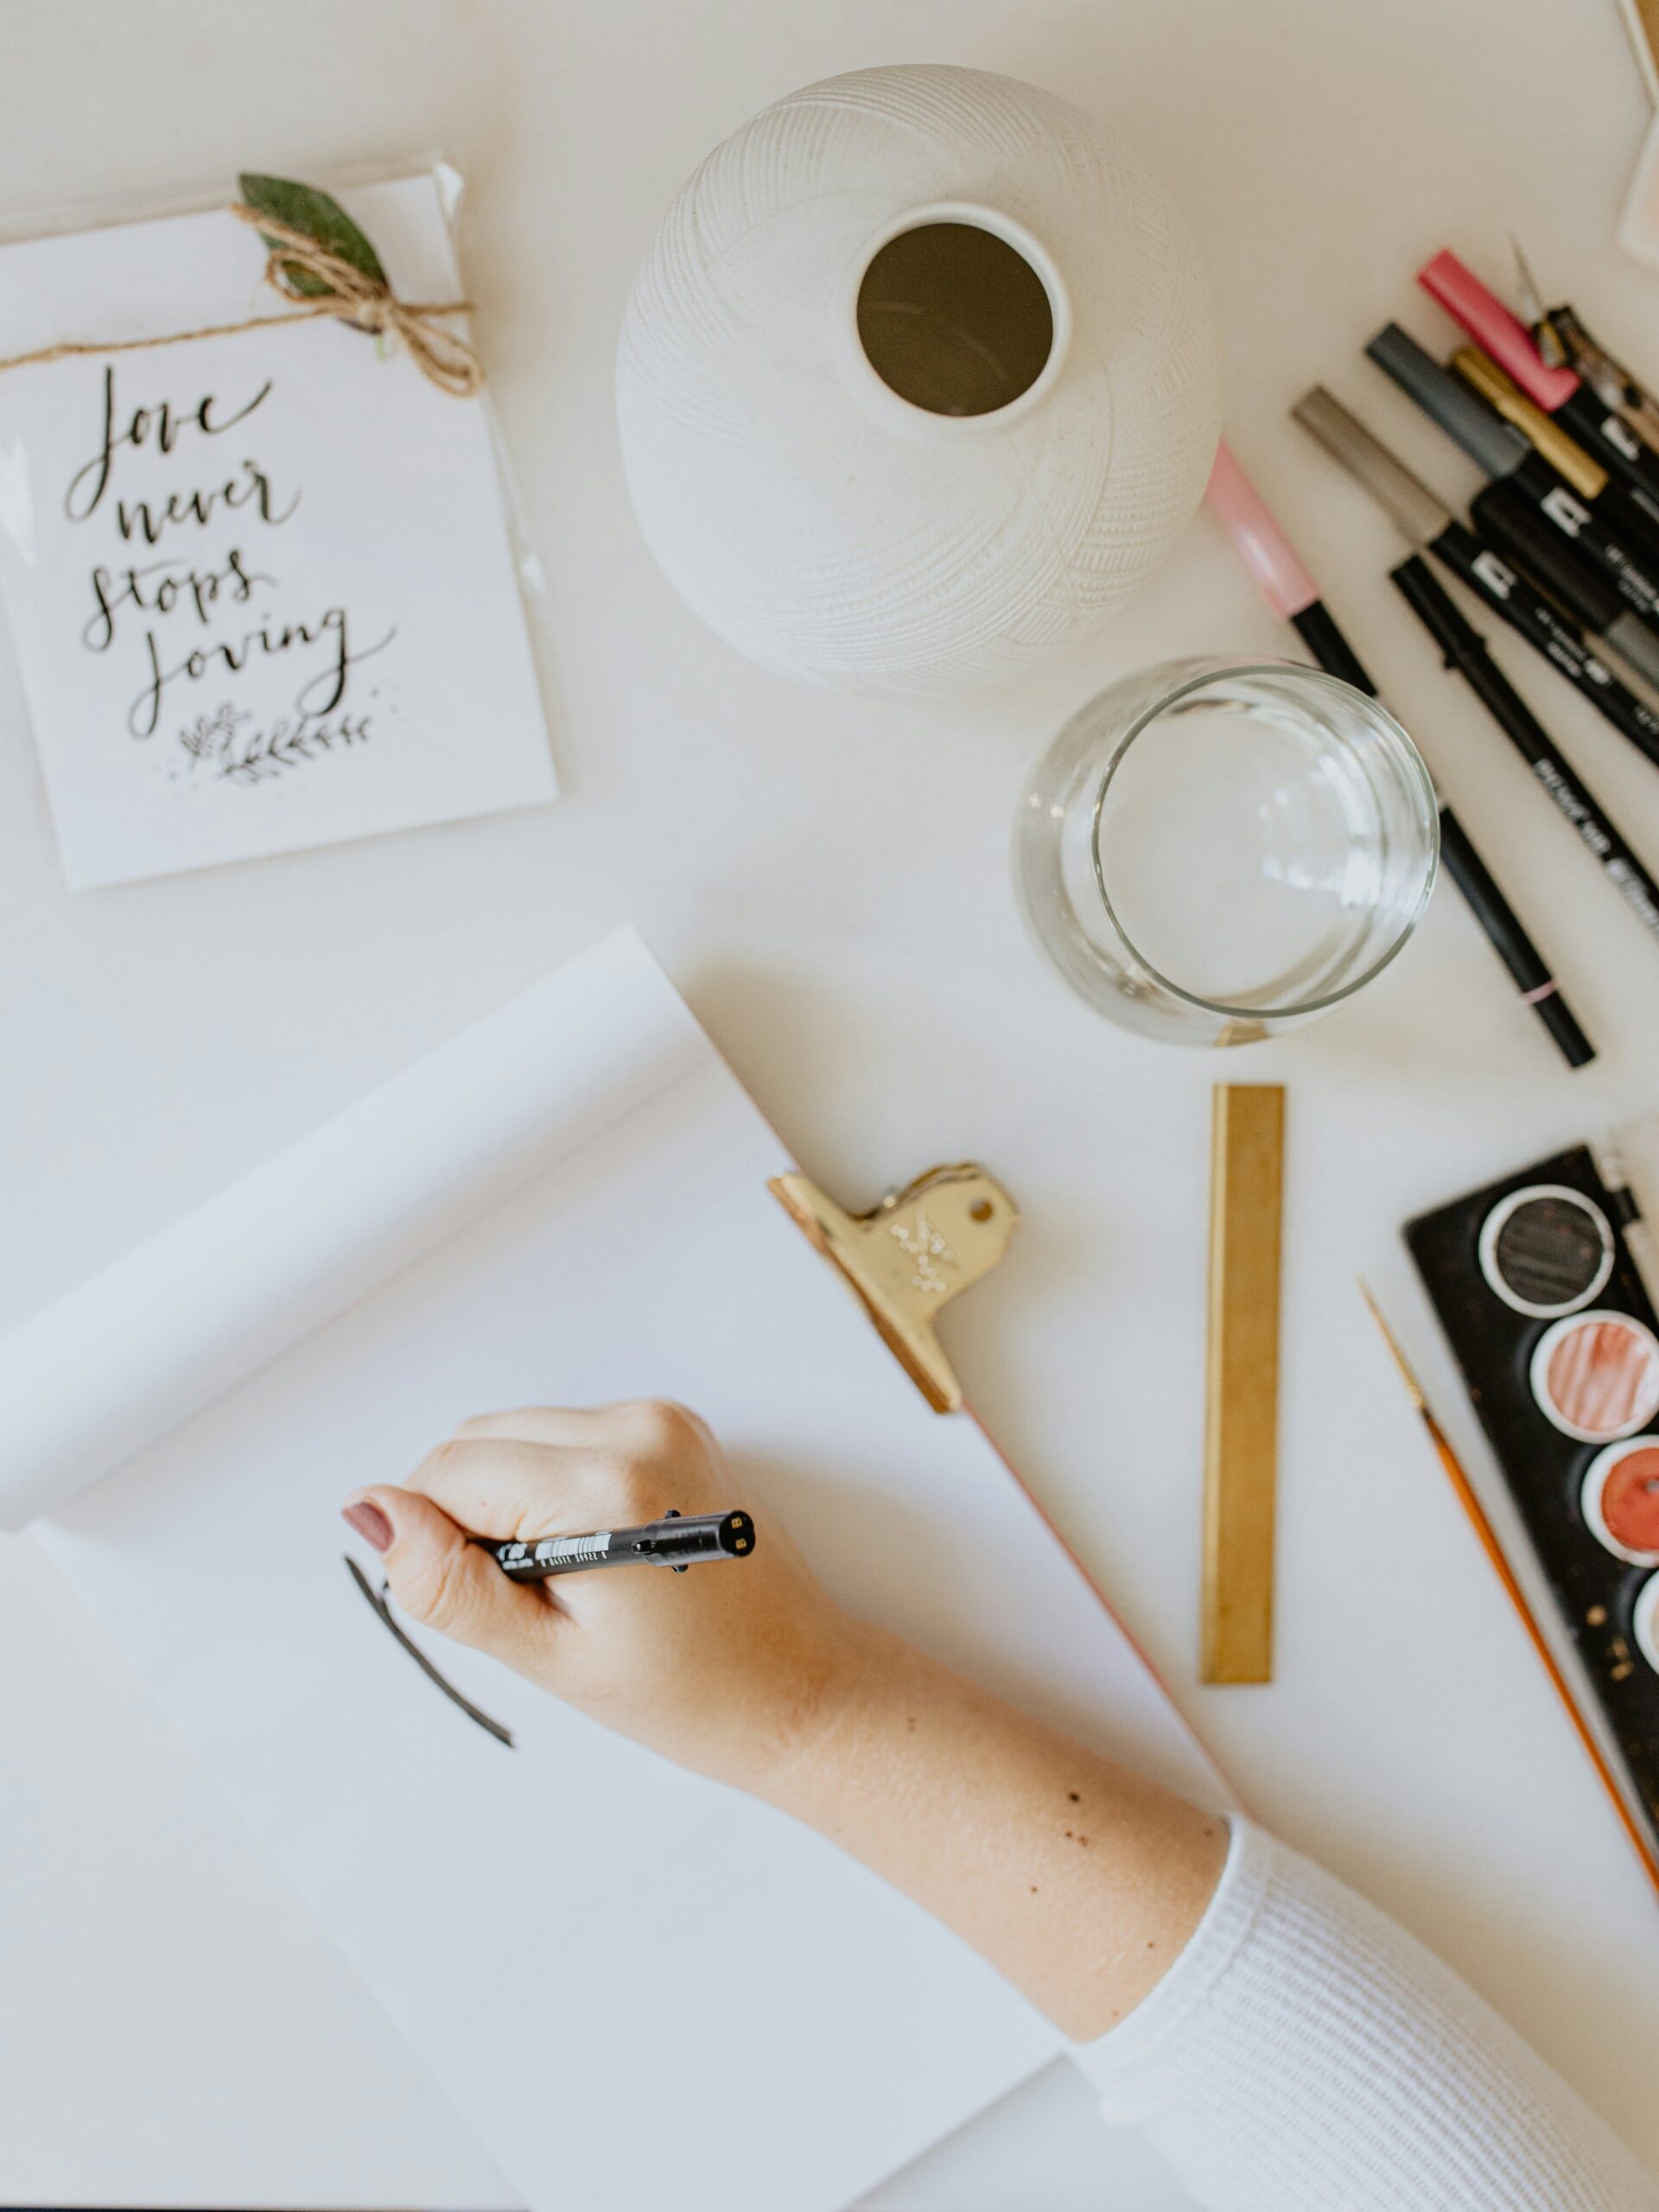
1072 1820 1659 2212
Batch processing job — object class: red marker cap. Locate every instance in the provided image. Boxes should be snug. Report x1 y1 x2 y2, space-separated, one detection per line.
1417 250 1580 413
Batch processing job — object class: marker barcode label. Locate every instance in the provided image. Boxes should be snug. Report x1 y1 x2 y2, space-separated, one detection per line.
535 1532 613 1565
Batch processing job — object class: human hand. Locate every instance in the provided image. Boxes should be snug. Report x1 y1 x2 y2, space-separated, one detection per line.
344 1400 1228 2041
341 1400 867 1794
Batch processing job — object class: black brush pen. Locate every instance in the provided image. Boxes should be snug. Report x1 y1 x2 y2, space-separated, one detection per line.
1471 480 1659 694
1367 323 1659 677
1206 442 1593 1065
1388 555 1659 946
1451 342 1659 575
1294 387 1659 950
488 1510 755 1581
1290 385 1659 773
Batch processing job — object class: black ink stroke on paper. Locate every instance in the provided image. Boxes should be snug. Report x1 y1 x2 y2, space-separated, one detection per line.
64 365 276 523
344 1555 515 1750
130 604 395 741
175 699 375 783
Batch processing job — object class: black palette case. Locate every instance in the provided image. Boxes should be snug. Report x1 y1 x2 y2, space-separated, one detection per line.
1407 1142 1659 1853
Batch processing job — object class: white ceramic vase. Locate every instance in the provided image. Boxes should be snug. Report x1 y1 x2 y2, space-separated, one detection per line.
616 63 1223 696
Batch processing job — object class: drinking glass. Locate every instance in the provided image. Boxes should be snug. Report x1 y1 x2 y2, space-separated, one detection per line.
1014 658 1440 1046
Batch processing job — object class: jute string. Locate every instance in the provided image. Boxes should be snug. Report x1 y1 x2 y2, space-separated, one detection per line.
0 204 483 396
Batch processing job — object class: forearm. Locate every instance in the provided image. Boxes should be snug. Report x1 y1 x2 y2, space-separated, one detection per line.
370 1405 1658 2210
760 1623 1229 2040
764 1634 1657 2209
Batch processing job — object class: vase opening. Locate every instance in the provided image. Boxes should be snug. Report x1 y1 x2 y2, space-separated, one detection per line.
855 218 1057 419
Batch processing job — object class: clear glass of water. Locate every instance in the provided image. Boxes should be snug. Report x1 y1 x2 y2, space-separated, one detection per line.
1014 659 1440 1046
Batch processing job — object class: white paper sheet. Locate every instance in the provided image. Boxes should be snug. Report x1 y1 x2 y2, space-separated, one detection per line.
11 930 1228 2212
0 173 556 887
0 935 700 1529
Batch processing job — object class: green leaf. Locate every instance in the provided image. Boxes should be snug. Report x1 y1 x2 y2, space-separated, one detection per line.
237 173 386 296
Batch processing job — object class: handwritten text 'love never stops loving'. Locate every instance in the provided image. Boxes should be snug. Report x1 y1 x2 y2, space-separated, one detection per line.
69 363 391 785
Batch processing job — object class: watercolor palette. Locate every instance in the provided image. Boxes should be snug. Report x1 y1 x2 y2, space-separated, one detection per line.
1408 1143 1659 1852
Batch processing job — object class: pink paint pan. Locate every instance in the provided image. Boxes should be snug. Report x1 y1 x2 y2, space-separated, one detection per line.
1408 1141 1659 1848
1531 1311 1659 1444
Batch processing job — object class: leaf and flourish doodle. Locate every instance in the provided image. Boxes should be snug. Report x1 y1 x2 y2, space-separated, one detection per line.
175 697 373 784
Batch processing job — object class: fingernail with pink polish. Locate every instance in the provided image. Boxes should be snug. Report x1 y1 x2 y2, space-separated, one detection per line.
341 1500 393 1553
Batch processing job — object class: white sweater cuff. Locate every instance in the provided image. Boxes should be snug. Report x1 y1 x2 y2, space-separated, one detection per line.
1066 1819 1659 2212
1070 1813 1274 2116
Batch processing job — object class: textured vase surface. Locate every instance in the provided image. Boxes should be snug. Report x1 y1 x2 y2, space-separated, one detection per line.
616 64 1223 696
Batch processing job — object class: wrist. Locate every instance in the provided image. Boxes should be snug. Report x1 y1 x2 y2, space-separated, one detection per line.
749 1619 919 1822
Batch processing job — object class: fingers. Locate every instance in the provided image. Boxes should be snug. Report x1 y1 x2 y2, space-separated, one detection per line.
408 1402 716 1541
404 1434 631 1540
346 1484 557 1664
451 1400 716 1458
451 1406 620 1446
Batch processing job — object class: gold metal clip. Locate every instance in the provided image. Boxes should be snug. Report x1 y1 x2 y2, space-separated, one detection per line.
768 1163 1019 1413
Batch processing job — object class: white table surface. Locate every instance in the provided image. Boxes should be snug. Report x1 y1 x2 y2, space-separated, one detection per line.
4 2 1659 2206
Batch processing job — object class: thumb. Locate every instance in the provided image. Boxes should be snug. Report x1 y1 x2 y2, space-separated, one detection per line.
342 1484 549 1666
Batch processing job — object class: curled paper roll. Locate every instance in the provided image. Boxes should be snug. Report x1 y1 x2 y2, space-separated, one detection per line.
0 931 703 1529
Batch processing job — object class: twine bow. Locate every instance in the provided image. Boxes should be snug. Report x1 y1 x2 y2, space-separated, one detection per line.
230 204 482 397
0 200 483 397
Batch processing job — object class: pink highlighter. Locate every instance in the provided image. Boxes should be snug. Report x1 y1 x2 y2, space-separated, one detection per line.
1206 442 1320 620
1206 440 1373 692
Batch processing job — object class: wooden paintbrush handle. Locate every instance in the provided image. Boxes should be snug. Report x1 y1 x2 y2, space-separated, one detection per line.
1426 1414 1659 1899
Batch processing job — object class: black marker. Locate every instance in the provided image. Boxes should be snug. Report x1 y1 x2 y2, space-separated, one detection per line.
1470 483 1659 694
1291 385 1659 775
1450 341 1659 582
1294 387 1659 950
1515 262 1659 473
1389 557 1659 948
489 1510 756 1581
1421 251 1659 537
1206 442 1594 1067
1366 323 1659 683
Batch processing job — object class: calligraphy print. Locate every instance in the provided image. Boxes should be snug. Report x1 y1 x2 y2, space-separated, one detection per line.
0 174 556 887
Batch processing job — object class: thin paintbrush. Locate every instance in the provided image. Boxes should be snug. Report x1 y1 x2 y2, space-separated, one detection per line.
1421 249 1659 527
1511 239 1659 459
1360 1283 1659 1901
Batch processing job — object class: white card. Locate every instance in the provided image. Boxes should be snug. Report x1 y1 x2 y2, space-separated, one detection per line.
0 173 557 887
